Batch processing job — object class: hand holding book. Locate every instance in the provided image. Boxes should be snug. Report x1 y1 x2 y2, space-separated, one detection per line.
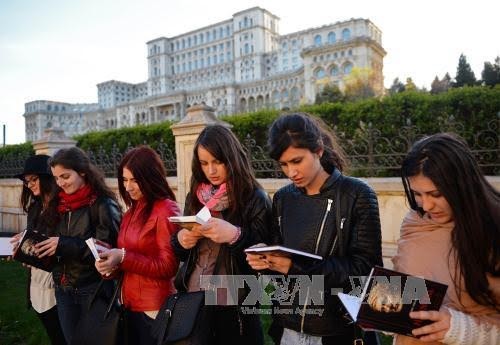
13 230 56 271
337 266 448 337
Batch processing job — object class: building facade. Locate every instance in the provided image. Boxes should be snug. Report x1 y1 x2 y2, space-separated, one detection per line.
24 7 386 141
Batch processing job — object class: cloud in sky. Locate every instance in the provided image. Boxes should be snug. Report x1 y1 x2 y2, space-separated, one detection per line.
1 0 499 144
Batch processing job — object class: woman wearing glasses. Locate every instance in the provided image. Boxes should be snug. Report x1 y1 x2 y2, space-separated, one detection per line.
11 155 66 345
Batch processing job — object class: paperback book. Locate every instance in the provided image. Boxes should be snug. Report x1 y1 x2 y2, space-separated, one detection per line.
13 229 56 272
244 244 323 261
168 206 211 230
338 266 448 337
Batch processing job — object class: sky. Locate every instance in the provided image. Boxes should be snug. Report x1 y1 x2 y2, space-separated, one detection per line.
1 0 499 145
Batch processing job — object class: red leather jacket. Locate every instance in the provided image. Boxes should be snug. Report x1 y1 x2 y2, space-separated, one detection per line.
119 198 180 311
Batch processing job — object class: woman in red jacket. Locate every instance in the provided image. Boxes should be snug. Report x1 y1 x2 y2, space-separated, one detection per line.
95 146 180 345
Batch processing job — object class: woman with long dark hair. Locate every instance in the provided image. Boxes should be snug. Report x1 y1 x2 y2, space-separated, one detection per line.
11 155 66 345
393 133 499 344
95 146 180 345
171 124 273 344
35 147 121 344
247 113 382 344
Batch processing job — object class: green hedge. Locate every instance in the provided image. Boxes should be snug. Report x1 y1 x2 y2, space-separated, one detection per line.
0 142 34 157
74 121 175 153
2 86 498 177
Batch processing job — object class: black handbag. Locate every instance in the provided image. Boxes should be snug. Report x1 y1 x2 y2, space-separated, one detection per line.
71 278 124 345
152 290 205 344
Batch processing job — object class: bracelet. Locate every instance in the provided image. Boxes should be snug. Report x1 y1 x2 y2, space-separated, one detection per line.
120 248 126 264
229 226 241 245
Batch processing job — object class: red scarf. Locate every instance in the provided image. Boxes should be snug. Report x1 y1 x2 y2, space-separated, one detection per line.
196 183 229 215
57 184 97 213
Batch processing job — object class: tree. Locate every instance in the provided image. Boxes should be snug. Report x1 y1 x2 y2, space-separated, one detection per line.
481 56 500 86
430 73 452 94
454 54 476 87
388 78 405 95
404 77 417 91
315 84 344 104
343 67 376 101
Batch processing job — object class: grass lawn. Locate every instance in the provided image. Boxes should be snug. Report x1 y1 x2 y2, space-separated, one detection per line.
0 260 392 345
0 260 50 345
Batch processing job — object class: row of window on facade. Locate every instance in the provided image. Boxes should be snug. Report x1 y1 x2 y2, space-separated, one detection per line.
170 41 232 63
44 104 66 112
238 77 300 95
313 50 353 63
314 29 351 47
171 52 233 74
314 62 354 79
168 26 233 54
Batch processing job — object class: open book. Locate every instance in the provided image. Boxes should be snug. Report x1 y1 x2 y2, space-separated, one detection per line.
13 229 56 272
168 206 211 230
0 233 16 258
338 266 448 337
244 244 322 261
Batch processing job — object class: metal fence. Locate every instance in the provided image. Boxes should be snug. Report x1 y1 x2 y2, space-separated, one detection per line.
1 116 498 179
245 116 499 177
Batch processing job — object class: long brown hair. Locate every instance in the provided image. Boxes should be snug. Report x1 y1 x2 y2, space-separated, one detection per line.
188 125 260 219
402 133 500 309
118 146 176 224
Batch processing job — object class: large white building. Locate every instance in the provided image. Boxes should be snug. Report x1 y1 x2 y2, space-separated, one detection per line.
24 7 386 141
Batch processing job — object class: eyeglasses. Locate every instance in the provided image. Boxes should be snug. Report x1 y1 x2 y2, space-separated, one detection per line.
23 176 39 186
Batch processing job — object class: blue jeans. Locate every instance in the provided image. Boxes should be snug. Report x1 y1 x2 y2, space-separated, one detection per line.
55 282 99 344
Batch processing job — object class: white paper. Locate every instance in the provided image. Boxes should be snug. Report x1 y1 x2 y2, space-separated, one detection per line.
196 206 211 224
338 293 362 321
0 237 14 256
85 238 101 261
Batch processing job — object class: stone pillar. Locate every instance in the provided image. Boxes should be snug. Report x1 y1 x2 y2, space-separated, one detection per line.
170 104 231 211
32 128 76 156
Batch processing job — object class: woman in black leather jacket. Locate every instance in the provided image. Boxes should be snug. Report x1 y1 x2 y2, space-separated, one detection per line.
36 147 121 344
247 113 382 345
171 125 272 345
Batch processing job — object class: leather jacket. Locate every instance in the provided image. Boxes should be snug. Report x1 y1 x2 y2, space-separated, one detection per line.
53 196 121 288
171 187 273 294
270 169 383 338
119 198 180 311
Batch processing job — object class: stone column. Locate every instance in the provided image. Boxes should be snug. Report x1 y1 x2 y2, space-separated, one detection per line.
32 128 76 156
170 104 231 211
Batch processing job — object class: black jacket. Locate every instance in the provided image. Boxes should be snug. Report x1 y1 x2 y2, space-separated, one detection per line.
270 169 382 338
171 187 273 293
52 196 121 288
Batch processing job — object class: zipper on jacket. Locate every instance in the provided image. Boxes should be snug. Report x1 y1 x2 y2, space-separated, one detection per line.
61 211 72 286
300 286 311 333
314 199 333 254
328 217 345 256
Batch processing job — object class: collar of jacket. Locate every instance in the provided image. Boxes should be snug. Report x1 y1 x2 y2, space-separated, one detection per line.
294 168 342 195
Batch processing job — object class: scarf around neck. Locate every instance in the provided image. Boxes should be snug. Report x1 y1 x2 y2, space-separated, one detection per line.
57 184 97 213
196 183 229 213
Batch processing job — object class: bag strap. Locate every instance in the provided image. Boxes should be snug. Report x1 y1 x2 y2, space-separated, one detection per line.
156 294 180 345
104 275 123 318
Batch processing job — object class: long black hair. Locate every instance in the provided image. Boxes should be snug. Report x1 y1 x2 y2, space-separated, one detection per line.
401 133 500 309
188 125 261 219
19 159 59 229
118 146 176 225
268 113 346 173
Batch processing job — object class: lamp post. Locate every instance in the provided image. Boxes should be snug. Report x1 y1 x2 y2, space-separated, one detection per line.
2 124 5 147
